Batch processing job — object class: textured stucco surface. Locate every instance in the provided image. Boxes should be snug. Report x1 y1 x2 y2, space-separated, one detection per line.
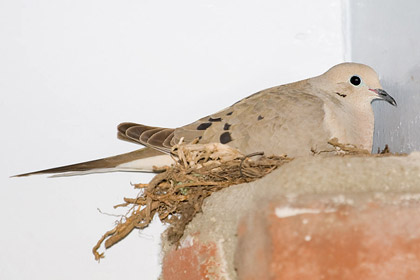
162 153 420 279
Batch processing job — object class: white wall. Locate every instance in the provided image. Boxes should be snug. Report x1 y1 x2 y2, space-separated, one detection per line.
349 0 420 153
1 1 345 279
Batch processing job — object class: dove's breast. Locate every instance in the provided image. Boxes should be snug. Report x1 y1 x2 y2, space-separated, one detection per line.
322 100 375 151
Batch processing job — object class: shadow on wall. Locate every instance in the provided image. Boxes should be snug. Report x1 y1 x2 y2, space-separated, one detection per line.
349 0 420 154
372 64 420 154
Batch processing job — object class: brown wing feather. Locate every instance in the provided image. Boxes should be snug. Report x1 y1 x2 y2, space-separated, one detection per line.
117 132 140 144
118 122 139 134
125 125 157 141
139 128 166 143
162 131 175 148
147 128 174 147
117 122 175 152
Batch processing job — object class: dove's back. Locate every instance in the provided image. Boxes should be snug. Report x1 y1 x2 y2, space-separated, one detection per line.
118 80 331 157
173 81 331 157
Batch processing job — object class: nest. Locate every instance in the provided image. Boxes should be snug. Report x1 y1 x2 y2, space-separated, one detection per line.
92 141 291 260
92 138 394 260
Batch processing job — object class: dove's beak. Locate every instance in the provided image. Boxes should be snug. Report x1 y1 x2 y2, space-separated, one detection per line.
370 89 397 106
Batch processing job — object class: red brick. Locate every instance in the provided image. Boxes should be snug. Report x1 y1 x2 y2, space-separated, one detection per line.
236 195 420 280
162 235 225 280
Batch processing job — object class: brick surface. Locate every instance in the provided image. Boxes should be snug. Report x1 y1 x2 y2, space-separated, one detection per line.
162 235 226 280
235 194 420 280
160 154 420 279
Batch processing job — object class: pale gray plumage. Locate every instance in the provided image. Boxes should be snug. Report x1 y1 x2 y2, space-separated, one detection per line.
15 63 396 177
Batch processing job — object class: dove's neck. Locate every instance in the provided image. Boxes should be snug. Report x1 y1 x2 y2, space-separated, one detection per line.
307 76 375 151
322 98 375 152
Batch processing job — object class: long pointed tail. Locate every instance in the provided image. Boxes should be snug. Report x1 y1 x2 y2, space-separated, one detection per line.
13 147 174 177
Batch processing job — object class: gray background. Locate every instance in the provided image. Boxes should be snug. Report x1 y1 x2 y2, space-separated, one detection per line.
350 0 420 153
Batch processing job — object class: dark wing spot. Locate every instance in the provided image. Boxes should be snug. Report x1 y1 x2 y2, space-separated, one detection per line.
197 122 212 130
223 123 231 130
226 111 233 116
209 117 222 122
220 132 232 144
257 115 264 120
336 92 347 98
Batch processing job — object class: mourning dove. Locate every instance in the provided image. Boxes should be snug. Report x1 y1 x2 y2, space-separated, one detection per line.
15 63 396 177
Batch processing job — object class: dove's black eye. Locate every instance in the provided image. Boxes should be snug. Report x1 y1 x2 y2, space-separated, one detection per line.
350 75 361 86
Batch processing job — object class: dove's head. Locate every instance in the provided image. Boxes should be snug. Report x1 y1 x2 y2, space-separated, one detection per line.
320 62 396 107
